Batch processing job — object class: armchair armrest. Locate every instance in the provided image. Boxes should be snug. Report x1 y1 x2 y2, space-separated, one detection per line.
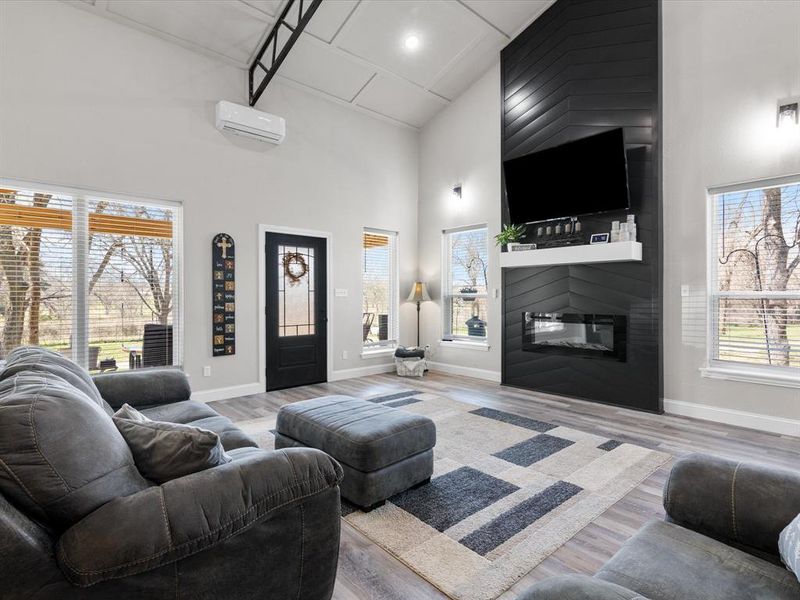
56 448 343 586
93 368 191 409
518 575 649 599
664 453 800 558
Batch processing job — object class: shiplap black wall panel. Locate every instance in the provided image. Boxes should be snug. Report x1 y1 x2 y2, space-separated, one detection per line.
500 0 662 413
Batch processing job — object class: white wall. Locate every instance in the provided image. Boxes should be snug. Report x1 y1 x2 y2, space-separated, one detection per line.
662 0 800 427
418 64 503 380
0 0 419 396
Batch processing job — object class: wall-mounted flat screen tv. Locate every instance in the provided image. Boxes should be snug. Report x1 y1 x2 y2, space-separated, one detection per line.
503 128 630 224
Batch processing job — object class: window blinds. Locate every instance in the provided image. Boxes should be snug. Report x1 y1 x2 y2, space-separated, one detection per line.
443 226 488 341
0 189 73 358
362 229 397 348
0 183 181 371
710 181 800 369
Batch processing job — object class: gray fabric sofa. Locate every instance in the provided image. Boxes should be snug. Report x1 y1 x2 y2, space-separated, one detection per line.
522 453 800 600
0 346 344 600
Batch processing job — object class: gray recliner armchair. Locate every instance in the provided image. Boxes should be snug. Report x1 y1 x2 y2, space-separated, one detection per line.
0 346 344 600
522 453 800 600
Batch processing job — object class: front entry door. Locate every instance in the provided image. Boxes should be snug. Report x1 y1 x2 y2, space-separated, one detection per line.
265 232 327 391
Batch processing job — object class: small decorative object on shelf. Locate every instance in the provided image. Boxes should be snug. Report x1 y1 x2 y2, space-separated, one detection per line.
590 233 610 244
534 217 586 249
626 214 637 241
494 223 527 249
212 233 235 357
510 243 537 251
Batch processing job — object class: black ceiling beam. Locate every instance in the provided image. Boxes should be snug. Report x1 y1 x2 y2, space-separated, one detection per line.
248 0 323 107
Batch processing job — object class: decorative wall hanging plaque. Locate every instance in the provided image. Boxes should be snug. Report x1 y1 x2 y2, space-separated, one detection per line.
212 233 235 356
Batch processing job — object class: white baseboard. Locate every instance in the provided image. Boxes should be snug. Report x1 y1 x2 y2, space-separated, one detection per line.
427 361 501 383
664 398 800 437
330 363 395 381
192 382 263 403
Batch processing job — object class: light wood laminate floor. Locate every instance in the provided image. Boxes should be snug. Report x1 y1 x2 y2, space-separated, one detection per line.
209 372 800 600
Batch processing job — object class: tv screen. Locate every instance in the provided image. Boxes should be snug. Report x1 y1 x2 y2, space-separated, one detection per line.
503 128 630 224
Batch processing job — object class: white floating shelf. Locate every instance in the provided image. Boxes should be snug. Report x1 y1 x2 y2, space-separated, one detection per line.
500 241 642 268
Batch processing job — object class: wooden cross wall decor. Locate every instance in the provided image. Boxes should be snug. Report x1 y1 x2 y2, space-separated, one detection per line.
212 233 235 356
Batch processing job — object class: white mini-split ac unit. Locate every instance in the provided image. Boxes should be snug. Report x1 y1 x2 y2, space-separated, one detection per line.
215 100 286 145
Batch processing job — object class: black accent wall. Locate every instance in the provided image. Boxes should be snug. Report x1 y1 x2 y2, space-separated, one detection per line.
500 0 662 413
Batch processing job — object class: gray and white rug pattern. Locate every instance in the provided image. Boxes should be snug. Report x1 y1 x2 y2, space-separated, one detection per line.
236 391 670 600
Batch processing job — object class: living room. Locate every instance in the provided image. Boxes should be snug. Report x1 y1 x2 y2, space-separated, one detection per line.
1 0 799 598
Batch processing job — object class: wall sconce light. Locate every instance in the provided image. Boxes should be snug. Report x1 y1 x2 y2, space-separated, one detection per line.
777 100 799 128
452 184 462 201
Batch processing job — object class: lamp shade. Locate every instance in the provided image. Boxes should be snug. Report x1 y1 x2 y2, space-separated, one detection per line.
407 281 431 303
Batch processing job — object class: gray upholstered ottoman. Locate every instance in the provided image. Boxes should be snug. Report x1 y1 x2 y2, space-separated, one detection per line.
275 395 436 510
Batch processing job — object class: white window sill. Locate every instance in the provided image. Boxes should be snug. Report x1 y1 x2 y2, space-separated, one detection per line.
439 340 490 352
361 346 396 358
700 365 800 389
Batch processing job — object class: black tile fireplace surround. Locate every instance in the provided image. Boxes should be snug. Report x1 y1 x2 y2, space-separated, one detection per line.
499 0 662 413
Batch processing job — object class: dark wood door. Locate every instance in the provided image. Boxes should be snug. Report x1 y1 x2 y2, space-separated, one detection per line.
265 232 327 391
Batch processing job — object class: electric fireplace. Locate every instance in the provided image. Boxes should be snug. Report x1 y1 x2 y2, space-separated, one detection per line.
522 312 627 361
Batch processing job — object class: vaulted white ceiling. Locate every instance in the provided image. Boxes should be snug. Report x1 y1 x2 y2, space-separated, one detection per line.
67 0 553 129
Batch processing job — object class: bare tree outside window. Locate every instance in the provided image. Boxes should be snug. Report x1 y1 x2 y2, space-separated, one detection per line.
444 227 488 340
0 189 177 370
713 182 800 368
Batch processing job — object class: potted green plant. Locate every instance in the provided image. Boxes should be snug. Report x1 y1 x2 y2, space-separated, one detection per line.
494 223 527 250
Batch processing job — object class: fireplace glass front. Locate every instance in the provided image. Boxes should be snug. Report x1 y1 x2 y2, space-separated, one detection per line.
522 312 627 361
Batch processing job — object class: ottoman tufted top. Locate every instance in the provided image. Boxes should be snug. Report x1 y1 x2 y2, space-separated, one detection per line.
276 395 436 472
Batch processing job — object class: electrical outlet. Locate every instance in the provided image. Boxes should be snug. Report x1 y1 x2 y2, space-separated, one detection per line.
342 350 348 360
203 366 211 377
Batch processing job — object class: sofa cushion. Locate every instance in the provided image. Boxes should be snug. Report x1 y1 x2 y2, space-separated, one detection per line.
596 520 800 600
779 513 800 582
0 346 111 414
275 395 436 472
113 404 231 484
187 415 259 451
0 371 150 528
93 367 191 409
139 400 219 424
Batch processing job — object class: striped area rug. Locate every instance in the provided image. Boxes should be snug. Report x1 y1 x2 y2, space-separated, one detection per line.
237 391 670 600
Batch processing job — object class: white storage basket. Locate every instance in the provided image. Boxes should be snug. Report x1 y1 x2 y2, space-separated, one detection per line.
395 357 426 377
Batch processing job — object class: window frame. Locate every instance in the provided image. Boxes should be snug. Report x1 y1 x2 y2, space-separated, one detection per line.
0 178 184 370
361 227 398 352
441 224 489 345
704 175 800 386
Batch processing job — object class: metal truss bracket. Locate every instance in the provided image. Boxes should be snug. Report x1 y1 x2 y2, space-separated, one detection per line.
249 0 323 107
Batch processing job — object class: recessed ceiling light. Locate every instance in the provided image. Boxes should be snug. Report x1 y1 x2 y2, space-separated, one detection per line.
403 34 421 52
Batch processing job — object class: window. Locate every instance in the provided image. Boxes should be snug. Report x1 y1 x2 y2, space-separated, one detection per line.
709 178 800 372
0 182 182 371
443 225 488 342
362 229 397 349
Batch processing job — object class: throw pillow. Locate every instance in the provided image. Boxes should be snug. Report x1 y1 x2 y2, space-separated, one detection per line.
113 404 231 484
0 372 148 529
779 513 800 581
